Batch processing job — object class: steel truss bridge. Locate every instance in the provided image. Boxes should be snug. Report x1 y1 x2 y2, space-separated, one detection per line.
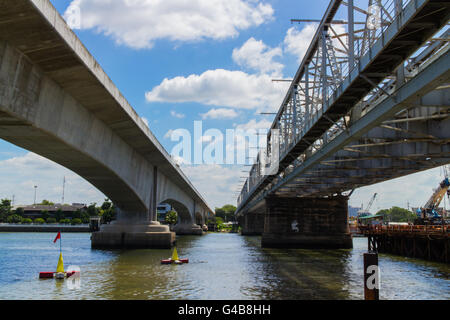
237 0 450 217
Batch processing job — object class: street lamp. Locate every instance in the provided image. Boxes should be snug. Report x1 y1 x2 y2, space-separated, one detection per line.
34 185 37 205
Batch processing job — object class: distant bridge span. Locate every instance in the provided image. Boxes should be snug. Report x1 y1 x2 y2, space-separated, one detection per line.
0 0 214 248
237 0 450 248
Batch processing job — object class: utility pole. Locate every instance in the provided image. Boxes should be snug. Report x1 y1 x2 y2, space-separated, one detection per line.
62 176 66 205
34 185 37 205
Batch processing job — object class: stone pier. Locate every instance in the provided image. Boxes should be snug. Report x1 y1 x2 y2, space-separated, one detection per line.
91 221 175 249
240 212 265 236
261 196 352 249
172 223 204 235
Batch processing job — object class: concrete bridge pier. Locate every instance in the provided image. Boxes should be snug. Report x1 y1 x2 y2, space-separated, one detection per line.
240 212 265 235
91 221 175 249
261 196 352 249
91 210 176 249
172 223 204 235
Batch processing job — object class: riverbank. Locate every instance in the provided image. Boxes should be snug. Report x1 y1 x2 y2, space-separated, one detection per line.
0 224 90 232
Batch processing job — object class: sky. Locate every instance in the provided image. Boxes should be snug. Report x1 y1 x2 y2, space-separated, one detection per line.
0 0 448 213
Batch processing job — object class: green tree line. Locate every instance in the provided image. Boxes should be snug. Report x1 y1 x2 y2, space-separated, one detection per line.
0 198 117 225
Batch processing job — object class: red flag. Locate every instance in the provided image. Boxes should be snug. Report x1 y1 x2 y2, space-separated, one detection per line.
53 231 61 243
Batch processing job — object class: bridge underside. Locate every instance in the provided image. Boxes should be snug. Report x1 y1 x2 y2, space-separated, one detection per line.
0 0 214 248
237 0 450 248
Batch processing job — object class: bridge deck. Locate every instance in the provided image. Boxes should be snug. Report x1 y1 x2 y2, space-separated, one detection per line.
0 0 213 213
238 0 450 213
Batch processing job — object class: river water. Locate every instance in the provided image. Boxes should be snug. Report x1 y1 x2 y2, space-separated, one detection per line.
0 232 448 300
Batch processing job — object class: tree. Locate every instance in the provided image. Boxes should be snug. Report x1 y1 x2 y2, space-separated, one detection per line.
81 211 90 224
22 218 32 224
34 218 45 224
7 214 22 224
72 209 82 220
376 207 417 223
40 200 54 205
55 209 64 222
41 210 50 221
101 199 112 211
46 217 57 224
87 203 99 217
214 205 236 222
165 210 178 225
0 199 12 222
100 200 116 224
71 218 82 225
15 207 24 217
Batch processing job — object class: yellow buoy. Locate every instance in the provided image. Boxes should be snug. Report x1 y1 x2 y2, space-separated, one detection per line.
171 247 179 261
56 252 64 273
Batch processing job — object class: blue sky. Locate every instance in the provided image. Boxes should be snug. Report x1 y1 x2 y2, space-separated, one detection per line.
0 0 448 212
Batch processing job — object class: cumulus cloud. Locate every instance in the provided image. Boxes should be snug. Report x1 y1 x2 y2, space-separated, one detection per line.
65 0 274 49
0 152 105 206
201 108 238 120
235 119 272 131
232 37 283 76
164 129 175 140
170 110 186 119
349 167 448 213
284 23 348 63
145 69 289 111
180 164 242 208
284 23 318 63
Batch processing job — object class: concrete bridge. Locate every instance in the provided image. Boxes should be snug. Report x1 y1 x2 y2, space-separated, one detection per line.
0 0 214 248
237 0 450 248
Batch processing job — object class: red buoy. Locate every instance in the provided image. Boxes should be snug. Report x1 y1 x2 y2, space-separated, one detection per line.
39 272 54 279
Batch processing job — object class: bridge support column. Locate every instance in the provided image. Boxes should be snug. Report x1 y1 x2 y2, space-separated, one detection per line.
172 223 204 235
261 196 352 249
240 213 265 236
91 221 175 249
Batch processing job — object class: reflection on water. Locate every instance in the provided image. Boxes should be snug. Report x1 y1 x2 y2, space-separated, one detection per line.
0 232 448 300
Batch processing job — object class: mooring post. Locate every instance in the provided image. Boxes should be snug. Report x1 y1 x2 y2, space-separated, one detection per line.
363 252 379 300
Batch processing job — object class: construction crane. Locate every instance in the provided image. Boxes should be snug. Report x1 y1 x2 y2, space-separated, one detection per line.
358 193 378 217
415 165 450 225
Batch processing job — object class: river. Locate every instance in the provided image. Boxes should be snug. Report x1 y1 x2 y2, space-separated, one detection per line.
0 232 448 300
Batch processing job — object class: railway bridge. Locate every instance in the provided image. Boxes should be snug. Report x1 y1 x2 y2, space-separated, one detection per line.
236 0 450 248
0 0 214 248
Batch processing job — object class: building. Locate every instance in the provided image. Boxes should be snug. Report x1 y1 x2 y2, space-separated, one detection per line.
157 203 171 223
15 203 87 220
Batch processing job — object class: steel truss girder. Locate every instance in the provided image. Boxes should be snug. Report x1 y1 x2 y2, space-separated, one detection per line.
237 46 450 214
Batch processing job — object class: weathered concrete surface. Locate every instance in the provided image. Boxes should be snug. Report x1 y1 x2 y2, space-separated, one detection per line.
261 196 353 249
0 0 214 247
91 222 175 249
240 213 265 236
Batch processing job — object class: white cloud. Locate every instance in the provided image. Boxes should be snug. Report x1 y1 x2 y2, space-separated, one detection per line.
235 119 272 131
0 152 105 206
284 23 318 63
349 167 449 213
284 23 347 64
145 69 289 111
170 110 186 119
65 0 274 49
180 164 242 208
232 37 283 76
201 108 238 120
164 129 175 140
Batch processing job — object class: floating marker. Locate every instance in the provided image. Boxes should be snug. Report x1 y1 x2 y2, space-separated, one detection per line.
161 247 189 265
56 252 64 273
